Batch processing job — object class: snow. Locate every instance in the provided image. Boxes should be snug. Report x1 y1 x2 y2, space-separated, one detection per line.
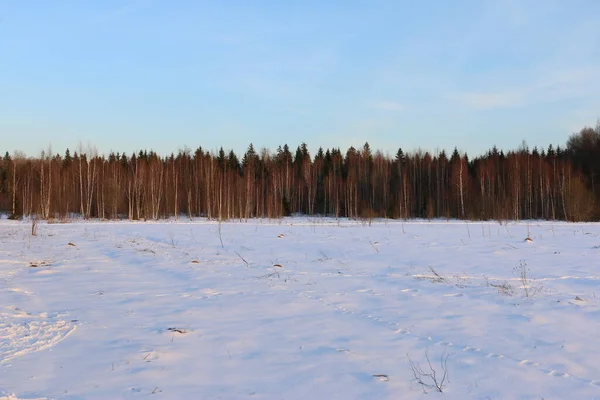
1 218 600 399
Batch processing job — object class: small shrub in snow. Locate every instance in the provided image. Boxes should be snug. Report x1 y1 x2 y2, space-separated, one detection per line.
408 348 450 394
514 261 543 298
484 276 515 296
427 267 449 284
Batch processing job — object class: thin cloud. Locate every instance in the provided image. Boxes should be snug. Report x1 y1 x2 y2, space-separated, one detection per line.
449 91 524 110
91 0 153 25
449 66 600 110
369 101 406 112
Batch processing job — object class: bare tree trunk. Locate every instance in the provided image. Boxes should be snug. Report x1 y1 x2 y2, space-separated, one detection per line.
79 154 85 218
12 158 19 217
173 159 179 219
459 161 465 218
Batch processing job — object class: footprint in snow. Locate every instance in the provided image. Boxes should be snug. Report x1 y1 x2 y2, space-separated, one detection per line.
4 288 34 295
548 370 570 378
519 360 540 367
0 317 77 363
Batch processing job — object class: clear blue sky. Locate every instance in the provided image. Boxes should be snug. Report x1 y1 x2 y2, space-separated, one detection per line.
1 0 599 158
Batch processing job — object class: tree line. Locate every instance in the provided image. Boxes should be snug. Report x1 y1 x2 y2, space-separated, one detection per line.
1 123 599 221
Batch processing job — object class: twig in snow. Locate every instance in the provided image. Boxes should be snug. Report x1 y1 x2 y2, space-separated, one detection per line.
504 223 512 238
484 275 514 296
428 266 448 284
317 250 331 262
369 241 380 253
372 374 389 382
167 327 188 334
234 251 249 267
217 220 224 248
259 271 280 279
168 232 177 248
31 217 39 236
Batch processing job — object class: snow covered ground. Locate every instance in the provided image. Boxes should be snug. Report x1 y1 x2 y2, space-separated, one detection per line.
1 218 600 399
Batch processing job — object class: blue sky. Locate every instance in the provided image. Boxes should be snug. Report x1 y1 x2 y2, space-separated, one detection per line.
1 0 599 158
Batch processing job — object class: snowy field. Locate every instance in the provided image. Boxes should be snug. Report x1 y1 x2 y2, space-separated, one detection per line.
1 218 600 400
